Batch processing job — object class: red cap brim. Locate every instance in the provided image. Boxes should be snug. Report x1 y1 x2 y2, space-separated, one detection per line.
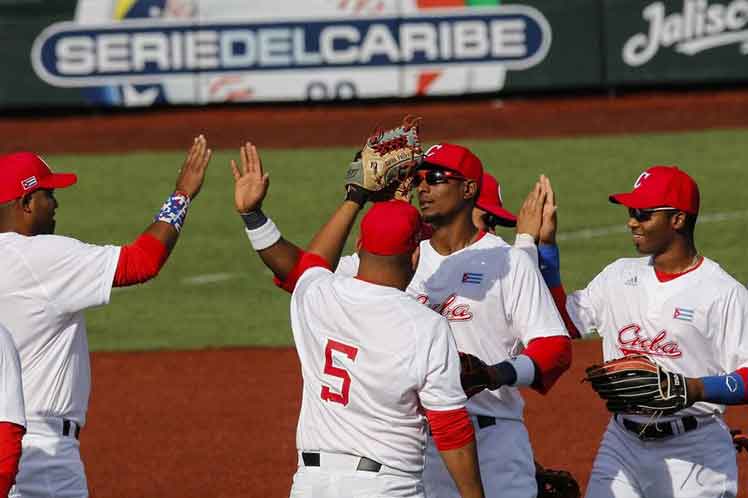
38 173 77 190
477 202 517 227
609 192 657 209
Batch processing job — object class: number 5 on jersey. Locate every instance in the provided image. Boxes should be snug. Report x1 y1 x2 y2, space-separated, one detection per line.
321 338 359 406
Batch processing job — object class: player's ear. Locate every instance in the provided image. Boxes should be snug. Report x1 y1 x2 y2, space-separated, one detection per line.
671 211 687 230
20 193 34 213
463 179 479 200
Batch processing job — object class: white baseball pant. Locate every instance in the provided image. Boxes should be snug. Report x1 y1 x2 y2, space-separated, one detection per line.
423 417 537 498
290 451 424 498
585 415 737 498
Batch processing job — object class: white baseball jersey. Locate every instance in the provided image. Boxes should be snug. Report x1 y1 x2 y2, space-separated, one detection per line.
0 323 25 427
567 256 748 418
338 233 568 421
0 233 120 427
291 266 467 474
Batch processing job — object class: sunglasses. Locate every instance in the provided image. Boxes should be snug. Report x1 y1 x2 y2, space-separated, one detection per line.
482 213 502 229
628 207 679 222
415 169 467 185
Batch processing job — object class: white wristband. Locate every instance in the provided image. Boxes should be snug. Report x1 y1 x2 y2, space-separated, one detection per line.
245 218 281 251
513 233 539 265
513 233 536 247
509 354 536 387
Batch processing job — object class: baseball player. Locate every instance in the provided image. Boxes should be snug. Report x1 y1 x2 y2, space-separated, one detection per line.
332 144 573 498
471 171 517 235
0 137 211 498
530 167 747 498
0 323 25 498
230 142 485 498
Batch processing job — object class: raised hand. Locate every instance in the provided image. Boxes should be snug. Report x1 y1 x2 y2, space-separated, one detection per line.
538 175 558 245
516 178 546 242
231 142 270 214
175 134 212 199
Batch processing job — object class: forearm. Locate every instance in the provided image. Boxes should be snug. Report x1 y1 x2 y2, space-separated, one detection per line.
426 408 482 497
112 190 193 287
240 209 303 281
537 244 581 339
687 368 748 405
147 190 193 250
258 238 303 281
479 336 571 395
439 441 485 498
307 200 363 269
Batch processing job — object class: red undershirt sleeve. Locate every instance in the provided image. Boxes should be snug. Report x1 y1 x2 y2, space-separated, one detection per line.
523 335 573 394
425 407 475 451
549 285 581 339
0 422 25 497
273 251 332 293
737 368 748 402
113 234 169 287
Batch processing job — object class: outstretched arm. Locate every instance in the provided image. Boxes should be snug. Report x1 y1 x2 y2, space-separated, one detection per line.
231 142 302 281
686 368 748 406
114 135 212 287
438 440 485 498
307 200 362 269
231 142 365 284
515 176 580 339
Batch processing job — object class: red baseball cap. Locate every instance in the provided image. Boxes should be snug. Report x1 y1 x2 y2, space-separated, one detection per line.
0 152 77 203
609 165 700 215
420 143 483 184
476 172 517 226
359 200 422 256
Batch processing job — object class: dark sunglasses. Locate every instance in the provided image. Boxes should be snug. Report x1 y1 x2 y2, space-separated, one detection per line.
482 213 501 229
628 207 679 222
415 169 466 185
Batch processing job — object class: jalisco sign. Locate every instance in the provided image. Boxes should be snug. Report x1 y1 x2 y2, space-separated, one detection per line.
623 0 748 66
32 8 552 88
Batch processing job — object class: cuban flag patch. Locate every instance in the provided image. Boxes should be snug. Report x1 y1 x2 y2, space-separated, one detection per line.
21 176 38 190
673 307 695 322
462 272 483 284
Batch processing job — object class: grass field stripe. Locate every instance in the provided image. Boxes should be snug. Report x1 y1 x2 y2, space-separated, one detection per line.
181 273 238 285
557 209 748 241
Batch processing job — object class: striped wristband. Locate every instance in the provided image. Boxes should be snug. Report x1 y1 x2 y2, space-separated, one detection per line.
154 191 191 232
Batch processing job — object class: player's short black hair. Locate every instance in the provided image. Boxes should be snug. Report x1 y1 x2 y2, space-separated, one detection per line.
679 212 698 240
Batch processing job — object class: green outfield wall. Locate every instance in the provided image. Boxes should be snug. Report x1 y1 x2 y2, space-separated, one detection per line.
1 0 746 109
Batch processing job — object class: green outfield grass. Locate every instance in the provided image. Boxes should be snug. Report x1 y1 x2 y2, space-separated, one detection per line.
49 128 748 351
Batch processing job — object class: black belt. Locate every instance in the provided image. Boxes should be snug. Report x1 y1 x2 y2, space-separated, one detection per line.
617 415 698 441
302 452 382 473
62 419 81 440
476 415 496 429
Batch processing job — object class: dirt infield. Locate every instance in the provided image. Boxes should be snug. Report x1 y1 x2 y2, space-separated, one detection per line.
3 89 748 154
83 341 748 498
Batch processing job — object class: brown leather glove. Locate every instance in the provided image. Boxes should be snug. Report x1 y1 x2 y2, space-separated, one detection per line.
536 461 581 498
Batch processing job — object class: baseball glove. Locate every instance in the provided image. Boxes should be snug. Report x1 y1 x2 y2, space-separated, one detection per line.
731 429 748 453
584 354 691 416
536 462 581 498
459 352 497 398
345 116 422 198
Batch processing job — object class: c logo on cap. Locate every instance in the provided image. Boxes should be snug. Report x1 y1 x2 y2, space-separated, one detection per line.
426 144 443 157
634 172 651 189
